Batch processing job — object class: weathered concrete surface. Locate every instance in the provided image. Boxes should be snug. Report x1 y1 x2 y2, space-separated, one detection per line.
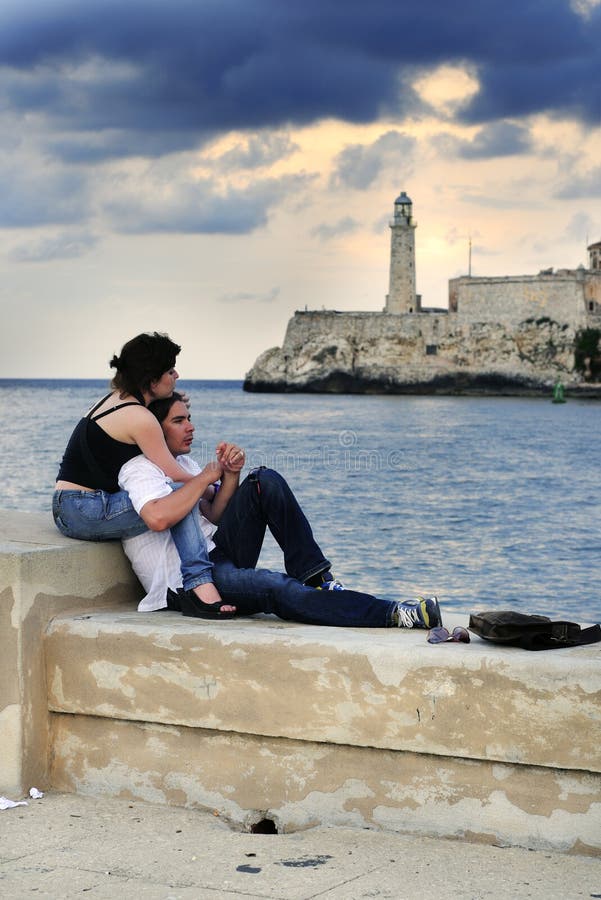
44 609 601 855
48 713 601 855
3 510 601 857
2 793 599 900
45 610 601 771
0 510 142 797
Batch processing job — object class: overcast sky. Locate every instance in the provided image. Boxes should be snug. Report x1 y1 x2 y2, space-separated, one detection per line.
1 0 600 379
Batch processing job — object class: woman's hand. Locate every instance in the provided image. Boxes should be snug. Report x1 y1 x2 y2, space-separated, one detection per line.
216 442 245 474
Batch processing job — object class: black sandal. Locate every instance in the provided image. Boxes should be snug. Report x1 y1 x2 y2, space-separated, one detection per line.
169 587 236 620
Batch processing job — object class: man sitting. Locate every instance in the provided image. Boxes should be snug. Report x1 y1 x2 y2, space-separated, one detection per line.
118 392 442 629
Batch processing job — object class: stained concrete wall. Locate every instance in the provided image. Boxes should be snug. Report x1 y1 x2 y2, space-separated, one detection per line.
43 609 601 854
44 609 601 772
2 509 600 855
49 714 601 853
0 510 141 797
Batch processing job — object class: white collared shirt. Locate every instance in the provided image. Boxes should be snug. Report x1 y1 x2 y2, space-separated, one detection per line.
118 454 216 611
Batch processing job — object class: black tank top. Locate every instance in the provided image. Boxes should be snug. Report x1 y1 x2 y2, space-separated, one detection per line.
57 394 143 493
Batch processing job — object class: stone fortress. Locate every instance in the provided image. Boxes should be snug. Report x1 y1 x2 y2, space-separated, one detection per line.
244 193 601 394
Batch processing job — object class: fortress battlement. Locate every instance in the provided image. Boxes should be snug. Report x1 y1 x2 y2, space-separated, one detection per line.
245 194 601 394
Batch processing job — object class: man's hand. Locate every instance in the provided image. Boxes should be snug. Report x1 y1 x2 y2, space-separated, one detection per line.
201 460 224 481
216 442 245 474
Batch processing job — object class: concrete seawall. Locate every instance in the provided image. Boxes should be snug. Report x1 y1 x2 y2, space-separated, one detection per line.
1 510 600 855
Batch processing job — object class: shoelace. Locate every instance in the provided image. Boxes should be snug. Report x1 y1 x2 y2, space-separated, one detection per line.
325 578 345 591
397 604 421 627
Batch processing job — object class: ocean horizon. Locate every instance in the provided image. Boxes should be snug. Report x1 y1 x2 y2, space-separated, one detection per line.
0 377 244 387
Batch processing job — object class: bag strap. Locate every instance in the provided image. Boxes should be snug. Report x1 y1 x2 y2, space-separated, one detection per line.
526 622 601 650
580 624 601 645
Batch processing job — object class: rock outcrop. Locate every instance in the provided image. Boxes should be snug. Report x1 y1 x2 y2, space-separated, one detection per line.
244 310 582 394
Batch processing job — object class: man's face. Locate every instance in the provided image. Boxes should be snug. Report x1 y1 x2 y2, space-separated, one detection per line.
161 400 194 456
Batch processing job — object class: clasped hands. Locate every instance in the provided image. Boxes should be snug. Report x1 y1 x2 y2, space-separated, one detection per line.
200 442 245 482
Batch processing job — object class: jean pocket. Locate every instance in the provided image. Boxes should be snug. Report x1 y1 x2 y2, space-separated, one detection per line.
71 492 104 522
103 490 136 521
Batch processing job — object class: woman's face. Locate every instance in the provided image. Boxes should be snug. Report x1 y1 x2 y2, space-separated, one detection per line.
149 367 179 399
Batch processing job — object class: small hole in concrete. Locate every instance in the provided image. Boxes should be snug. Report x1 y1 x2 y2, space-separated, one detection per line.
251 818 278 834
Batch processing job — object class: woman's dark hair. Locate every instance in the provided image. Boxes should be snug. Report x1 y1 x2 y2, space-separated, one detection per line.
110 332 181 399
147 391 184 425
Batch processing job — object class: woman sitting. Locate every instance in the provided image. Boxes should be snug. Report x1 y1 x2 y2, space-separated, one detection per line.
53 331 225 609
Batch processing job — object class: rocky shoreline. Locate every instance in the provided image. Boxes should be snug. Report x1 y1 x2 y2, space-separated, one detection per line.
244 370 601 398
243 310 601 398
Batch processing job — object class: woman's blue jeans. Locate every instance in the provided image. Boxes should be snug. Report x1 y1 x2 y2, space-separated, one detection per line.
209 468 396 627
52 487 212 590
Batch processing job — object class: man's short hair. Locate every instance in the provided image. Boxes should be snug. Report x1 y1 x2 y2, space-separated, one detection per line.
147 391 184 425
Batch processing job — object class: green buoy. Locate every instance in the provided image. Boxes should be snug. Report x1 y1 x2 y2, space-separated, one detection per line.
552 381 566 403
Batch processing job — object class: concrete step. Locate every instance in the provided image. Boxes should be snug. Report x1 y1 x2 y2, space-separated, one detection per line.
44 607 601 854
45 608 601 769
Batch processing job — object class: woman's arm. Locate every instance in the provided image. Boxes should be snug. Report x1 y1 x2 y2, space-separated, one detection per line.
129 409 196 482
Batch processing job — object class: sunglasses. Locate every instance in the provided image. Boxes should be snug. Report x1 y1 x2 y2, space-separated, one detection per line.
427 626 470 644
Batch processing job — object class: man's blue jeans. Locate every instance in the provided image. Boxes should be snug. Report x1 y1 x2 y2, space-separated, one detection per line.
209 468 397 627
52 487 212 591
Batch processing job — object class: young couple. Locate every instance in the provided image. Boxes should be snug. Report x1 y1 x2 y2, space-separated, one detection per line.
54 332 442 630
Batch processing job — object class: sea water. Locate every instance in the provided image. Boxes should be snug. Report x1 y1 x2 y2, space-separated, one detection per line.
1 379 599 622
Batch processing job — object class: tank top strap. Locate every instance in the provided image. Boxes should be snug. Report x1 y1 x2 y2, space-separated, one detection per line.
91 400 144 423
86 393 113 419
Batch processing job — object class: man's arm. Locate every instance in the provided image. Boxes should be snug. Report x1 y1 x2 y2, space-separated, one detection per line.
138 460 223 531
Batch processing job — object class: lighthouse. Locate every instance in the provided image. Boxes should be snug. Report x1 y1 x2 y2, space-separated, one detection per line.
385 191 418 314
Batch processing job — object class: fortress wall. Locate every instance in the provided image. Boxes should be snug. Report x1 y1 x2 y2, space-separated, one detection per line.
450 276 589 328
283 311 447 350
277 311 574 379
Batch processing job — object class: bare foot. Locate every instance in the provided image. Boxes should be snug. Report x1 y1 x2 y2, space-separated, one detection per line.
193 582 236 614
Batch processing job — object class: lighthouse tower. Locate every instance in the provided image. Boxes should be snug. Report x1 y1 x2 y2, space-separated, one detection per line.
385 191 418 314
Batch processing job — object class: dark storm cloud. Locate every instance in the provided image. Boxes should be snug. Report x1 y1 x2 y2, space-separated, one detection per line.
0 0 598 163
45 130 204 164
215 134 299 172
434 122 533 159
